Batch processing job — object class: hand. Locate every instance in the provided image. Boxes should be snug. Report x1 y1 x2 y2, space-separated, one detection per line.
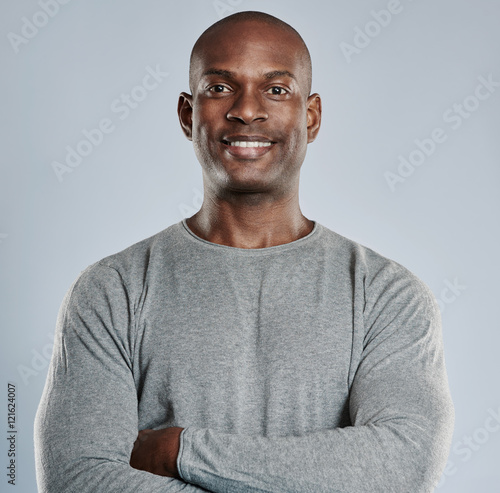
130 426 184 478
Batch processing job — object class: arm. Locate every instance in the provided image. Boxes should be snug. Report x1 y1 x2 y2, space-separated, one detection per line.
34 264 210 493
160 269 454 493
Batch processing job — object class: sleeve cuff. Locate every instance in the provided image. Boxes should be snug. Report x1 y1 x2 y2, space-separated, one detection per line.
176 427 189 481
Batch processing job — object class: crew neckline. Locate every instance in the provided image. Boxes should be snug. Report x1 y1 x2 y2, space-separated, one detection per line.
180 218 321 255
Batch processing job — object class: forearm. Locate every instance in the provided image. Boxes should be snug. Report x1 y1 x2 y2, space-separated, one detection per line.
174 276 454 493
35 385 210 492
177 414 452 493
34 265 211 493
36 444 208 493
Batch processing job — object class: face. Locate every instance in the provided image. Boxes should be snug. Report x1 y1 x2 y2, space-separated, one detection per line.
178 20 321 196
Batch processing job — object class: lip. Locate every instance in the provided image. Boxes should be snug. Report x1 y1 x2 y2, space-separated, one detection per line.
221 135 276 159
223 134 275 143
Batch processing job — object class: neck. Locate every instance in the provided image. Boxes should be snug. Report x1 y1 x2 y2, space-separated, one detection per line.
185 185 314 249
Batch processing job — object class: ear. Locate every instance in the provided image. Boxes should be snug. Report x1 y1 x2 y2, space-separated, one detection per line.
178 92 194 141
306 93 322 143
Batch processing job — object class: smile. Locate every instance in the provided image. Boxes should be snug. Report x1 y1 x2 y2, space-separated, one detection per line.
222 138 275 159
226 141 273 148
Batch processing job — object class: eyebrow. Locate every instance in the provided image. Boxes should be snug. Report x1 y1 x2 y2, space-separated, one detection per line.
201 68 235 79
201 68 297 81
264 70 296 81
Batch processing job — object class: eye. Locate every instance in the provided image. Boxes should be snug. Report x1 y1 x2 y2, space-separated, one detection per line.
208 85 230 93
267 86 288 96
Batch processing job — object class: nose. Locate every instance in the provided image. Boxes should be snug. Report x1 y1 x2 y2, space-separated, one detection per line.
226 89 268 124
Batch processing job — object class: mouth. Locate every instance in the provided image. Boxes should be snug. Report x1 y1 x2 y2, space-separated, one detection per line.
221 136 276 159
222 140 273 148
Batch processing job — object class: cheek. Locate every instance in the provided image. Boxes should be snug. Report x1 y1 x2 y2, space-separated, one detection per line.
191 107 205 142
282 117 308 152
191 109 222 167
278 104 308 137
277 109 309 166
192 110 225 156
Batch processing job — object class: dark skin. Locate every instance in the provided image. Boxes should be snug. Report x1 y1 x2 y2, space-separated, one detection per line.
181 18 321 249
130 427 183 478
130 18 322 478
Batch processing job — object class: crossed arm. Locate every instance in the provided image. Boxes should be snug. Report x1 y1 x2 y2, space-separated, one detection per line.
35 263 454 493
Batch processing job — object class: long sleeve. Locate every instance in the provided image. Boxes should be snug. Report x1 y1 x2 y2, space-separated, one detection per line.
176 265 455 493
34 264 210 493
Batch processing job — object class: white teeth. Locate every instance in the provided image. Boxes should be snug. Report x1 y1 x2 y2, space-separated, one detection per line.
228 141 272 148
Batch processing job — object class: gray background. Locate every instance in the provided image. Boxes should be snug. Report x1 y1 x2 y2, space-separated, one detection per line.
1 0 499 491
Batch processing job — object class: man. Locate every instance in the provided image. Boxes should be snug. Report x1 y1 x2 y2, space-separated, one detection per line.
35 11 454 492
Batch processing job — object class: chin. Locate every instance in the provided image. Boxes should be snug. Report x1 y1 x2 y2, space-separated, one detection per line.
223 178 274 194
201 156 290 194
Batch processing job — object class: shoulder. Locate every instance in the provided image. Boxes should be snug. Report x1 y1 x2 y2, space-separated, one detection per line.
316 223 438 316
68 221 184 301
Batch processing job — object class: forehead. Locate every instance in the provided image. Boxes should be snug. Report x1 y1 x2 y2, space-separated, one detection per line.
192 20 307 83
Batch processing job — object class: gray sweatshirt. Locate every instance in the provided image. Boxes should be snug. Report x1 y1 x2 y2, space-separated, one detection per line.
34 219 454 492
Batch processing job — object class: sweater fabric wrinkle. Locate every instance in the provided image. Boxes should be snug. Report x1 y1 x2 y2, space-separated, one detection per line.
34 219 454 493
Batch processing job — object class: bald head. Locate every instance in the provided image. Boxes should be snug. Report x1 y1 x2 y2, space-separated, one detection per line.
189 11 312 96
